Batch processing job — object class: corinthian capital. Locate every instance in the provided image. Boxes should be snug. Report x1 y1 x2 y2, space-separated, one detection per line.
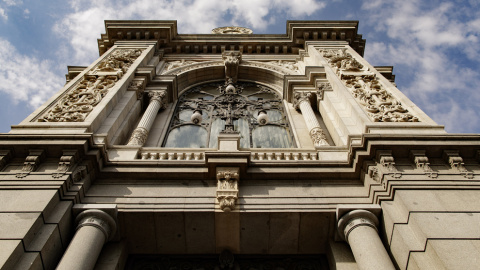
292 91 312 110
148 90 167 103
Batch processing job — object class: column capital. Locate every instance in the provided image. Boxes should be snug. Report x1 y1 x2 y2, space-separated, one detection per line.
148 90 167 103
337 209 379 243
73 205 118 242
292 91 312 110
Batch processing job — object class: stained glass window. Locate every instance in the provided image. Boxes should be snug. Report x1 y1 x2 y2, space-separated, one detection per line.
163 82 295 148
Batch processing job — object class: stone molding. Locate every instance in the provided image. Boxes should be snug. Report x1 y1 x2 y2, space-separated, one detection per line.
37 48 143 122
75 209 117 242
216 167 240 212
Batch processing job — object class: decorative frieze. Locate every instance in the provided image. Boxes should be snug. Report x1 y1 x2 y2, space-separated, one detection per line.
320 48 419 123
242 61 298 75
216 167 239 212
16 150 45 178
38 48 143 122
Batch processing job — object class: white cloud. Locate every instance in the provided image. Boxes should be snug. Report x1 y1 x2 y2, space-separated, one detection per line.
0 7 6 21
0 38 64 108
2 0 22 6
54 0 326 65
362 0 480 133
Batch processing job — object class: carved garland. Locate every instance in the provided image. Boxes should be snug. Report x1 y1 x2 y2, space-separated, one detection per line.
320 49 419 122
38 49 143 122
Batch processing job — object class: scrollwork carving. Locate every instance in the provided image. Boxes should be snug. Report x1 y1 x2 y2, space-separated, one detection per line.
321 49 419 123
16 150 44 178
52 155 75 179
38 49 143 122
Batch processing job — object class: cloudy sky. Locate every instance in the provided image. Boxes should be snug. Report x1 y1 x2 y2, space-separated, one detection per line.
0 0 479 133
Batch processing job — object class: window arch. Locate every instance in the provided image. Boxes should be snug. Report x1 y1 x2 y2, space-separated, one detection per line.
163 81 295 148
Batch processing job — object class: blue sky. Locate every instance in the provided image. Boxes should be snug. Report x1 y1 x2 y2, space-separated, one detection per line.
0 0 479 133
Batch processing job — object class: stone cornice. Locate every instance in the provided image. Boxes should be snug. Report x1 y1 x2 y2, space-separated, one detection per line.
98 20 366 56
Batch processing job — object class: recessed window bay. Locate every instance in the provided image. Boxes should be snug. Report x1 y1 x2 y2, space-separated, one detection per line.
163 82 295 148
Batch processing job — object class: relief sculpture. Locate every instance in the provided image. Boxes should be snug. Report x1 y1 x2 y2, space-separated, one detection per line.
37 49 143 122
321 49 419 122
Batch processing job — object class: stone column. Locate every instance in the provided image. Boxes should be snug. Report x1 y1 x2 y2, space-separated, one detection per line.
127 90 166 146
293 91 329 146
57 209 117 270
337 209 395 270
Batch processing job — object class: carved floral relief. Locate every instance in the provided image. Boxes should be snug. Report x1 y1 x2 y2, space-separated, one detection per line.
37 49 143 122
321 49 419 122
216 168 240 212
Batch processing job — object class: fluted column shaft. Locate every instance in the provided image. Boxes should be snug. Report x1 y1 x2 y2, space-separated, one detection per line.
293 92 328 146
127 91 166 146
338 210 395 270
57 209 117 270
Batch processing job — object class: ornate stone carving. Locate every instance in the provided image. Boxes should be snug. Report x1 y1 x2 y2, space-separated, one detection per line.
128 77 146 100
242 61 298 75
321 49 419 123
410 150 437 178
266 60 299 72
16 150 44 178
222 51 241 83
148 90 166 104
216 167 239 212
316 82 332 102
127 127 149 146
52 152 77 179
443 150 473 179
162 61 223 75
72 166 87 183
368 152 401 186
310 127 329 146
212 26 253 34
292 91 312 110
38 49 143 122
163 60 199 73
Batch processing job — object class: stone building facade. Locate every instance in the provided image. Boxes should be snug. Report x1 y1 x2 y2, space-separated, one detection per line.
1 20 479 269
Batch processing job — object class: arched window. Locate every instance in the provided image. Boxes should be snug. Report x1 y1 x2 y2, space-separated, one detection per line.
163 82 295 148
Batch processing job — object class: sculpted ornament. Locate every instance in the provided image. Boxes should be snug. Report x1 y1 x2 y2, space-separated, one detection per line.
16 150 44 178
292 91 312 110
310 127 329 146
52 155 75 179
38 49 143 122
216 168 240 212
127 127 149 146
163 60 199 73
223 51 241 82
321 49 419 123
212 26 253 34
